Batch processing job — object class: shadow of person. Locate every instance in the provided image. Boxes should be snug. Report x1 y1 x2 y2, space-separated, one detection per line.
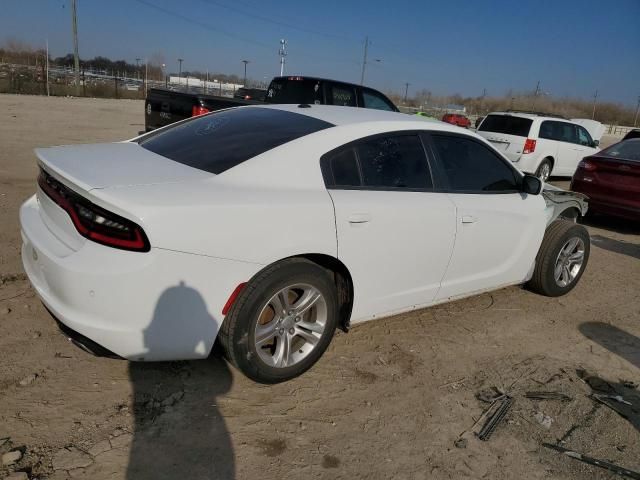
127 282 235 480
579 321 640 370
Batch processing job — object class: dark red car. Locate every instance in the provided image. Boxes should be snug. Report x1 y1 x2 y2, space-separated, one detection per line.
571 138 640 221
441 113 471 128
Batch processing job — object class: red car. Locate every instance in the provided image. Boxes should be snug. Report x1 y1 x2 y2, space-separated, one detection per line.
441 113 471 128
571 138 640 221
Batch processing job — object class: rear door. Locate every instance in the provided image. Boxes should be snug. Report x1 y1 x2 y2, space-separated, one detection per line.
476 114 533 163
427 133 547 301
323 132 457 322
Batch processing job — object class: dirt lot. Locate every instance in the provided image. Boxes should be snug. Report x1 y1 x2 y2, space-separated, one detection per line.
1 94 639 480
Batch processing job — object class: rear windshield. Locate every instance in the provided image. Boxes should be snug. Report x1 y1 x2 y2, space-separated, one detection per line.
139 107 333 174
267 78 322 104
599 139 640 161
479 114 533 137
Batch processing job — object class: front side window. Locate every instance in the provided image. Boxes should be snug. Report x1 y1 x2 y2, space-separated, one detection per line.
431 135 519 192
362 90 395 111
577 126 593 146
325 134 432 189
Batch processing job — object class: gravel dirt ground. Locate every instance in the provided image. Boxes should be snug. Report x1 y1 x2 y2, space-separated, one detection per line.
1 94 639 480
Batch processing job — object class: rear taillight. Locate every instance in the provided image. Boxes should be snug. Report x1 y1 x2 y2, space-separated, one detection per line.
578 160 597 171
523 139 537 154
191 105 210 117
38 170 150 252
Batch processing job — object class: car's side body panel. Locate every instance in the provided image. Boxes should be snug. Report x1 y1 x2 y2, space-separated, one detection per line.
329 189 457 323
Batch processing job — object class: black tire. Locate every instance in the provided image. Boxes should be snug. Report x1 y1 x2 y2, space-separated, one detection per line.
535 158 553 182
527 220 590 297
218 258 338 383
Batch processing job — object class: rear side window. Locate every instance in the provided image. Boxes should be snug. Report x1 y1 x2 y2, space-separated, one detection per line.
139 107 333 174
325 134 433 189
266 78 322 104
362 90 395 111
329 84 357 106
478 115 533 137
431 134 519 192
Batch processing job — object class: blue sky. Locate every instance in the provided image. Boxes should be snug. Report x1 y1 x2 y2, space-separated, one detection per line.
2 0 639 106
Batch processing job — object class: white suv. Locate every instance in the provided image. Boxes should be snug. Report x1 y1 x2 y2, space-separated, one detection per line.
476 111 602 181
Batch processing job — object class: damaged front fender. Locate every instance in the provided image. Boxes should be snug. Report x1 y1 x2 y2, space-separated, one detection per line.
542 183 589 225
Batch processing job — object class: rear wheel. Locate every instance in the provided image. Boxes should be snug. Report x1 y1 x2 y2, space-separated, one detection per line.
219 258 338 383
536 159 553 182
527 220 590 297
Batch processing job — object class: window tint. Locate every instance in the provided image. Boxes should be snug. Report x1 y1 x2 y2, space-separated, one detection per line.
362 90 395 111
577 126 593 146
356 135 431 189
140 107 333 174
432 135 519 192
330 148 361 186
556 122 578 144
478 115 533 137
266 78 322 104
329 84 357 106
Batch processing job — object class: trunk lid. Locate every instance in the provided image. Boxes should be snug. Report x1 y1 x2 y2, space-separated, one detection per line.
35 142 213 192
34 142 213 251
579 155 640 209
476 114 534 163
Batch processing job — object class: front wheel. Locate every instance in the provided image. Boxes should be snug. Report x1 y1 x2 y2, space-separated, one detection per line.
527 220 590 297
218 258 338 383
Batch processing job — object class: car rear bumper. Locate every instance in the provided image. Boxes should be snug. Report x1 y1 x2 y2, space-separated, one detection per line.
571 180 640 221
20 194 262 361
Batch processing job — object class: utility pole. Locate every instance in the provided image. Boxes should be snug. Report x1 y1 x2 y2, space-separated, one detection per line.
634 95 640 128
71 0 80 96
591 90 598 119
360 36 369 85
45 38 50 97
531 80 540 109
278 39 287 76
178 58 183 84
403 82 410 103
241 59 249 86
135 58 141 80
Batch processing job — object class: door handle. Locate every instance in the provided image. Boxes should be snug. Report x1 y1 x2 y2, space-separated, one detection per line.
461 215 477 224
348 213 371 224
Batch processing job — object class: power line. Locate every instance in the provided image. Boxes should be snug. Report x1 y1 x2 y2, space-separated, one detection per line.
194 0 352 41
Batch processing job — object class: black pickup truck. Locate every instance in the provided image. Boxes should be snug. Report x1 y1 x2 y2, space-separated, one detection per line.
144 76 398 131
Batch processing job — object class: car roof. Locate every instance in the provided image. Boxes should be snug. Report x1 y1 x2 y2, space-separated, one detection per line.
254 103 441 127
485 111 570 122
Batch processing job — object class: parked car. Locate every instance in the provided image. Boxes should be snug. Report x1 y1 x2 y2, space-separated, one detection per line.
571 138 640 221
622 129 640 141
476 111 603 181
442 113 471 128
145 76 398 131
21 105 589 383
233 87 266 101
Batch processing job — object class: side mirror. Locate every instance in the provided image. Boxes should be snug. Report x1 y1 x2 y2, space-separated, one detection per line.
522 174 543 195
591 139 600 148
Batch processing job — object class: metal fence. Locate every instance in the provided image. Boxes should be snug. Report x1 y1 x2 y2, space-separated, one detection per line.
0 62 241 99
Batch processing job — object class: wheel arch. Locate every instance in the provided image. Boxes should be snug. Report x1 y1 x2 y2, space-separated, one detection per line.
294 253 354 333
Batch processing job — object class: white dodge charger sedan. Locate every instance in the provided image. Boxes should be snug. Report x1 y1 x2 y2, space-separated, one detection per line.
20 104 590 383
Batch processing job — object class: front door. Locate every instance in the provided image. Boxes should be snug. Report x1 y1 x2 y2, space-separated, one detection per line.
427 133 548 301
